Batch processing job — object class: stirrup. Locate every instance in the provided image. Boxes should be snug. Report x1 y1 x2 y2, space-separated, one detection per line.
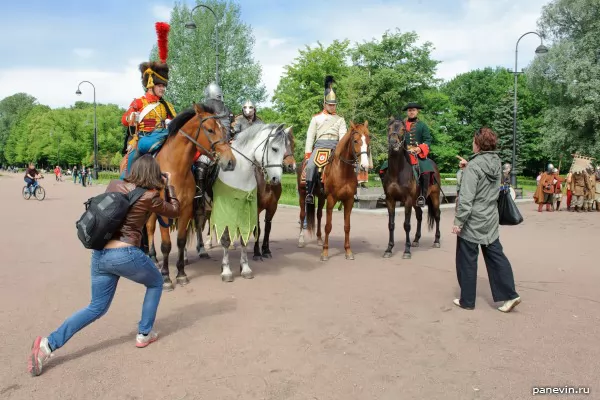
306 194 314 205
416 195 426 207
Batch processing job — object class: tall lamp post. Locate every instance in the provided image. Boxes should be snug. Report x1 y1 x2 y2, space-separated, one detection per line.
512 32 548 189
185 4 220 85
75 80 98 179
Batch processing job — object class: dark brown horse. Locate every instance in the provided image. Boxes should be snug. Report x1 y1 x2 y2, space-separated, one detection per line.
382 118 441 259
252 128 296 260
298 121 371 261
121 103 236 291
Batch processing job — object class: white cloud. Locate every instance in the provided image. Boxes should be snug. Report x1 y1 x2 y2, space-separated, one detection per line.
0 59 144 109
152 5 172 20
72 48 95 59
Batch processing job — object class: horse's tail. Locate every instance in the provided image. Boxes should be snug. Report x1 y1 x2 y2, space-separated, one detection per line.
426 196 435 231
306 201 316 236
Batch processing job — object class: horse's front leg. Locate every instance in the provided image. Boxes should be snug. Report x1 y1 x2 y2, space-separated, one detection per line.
342 197 354 260
412 205 423 247
194 207 210 259
147 214 159 264
383 197 396 258
403 203 413 259
316 195 325 246
159 224 174 291
253 211 263 261
433 193 442 248
320 195 335 261
175 208 193 286
240 235 254 279
220 227 233 282
298 185 307 248
262 205 277 258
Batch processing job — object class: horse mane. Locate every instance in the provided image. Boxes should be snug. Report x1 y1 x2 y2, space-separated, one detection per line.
167 103 217 137
335 123 364 157
235 123 286 148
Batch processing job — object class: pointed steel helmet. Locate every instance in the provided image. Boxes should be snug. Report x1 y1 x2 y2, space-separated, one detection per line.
203 82 223 101
547 163 554 173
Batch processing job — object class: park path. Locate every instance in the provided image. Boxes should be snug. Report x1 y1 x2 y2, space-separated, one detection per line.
0 173 597 400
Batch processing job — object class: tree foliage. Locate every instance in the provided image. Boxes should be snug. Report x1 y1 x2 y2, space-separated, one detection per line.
154 0 266 113
0 93 37 164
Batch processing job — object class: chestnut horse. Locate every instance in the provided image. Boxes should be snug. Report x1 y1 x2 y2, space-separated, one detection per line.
381 118 441 259
298 121 371 261
194 126 296 261
121 103 236 290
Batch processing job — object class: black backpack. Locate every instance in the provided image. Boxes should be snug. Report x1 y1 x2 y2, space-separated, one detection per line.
76 187 147 250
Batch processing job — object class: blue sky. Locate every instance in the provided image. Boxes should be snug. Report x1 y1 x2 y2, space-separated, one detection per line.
0 0 551 108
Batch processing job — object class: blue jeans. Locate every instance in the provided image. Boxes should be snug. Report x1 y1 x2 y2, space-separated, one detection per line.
24 177 34 188
47 246 163 351
123 129 169 178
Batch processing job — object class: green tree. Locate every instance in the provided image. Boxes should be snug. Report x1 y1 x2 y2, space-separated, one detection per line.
154 0 266 113
528 0 600 161
0 93 37 164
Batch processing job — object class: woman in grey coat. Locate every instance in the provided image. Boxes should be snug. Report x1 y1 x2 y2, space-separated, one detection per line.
452 127 521 312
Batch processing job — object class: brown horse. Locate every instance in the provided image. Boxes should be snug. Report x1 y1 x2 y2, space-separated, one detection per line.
252 128 297 260
193 126 296 261
122 103 236 290
298 121 371 261
382 118 441 259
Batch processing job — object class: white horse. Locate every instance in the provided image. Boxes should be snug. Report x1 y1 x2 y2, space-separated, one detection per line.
210 123 290 282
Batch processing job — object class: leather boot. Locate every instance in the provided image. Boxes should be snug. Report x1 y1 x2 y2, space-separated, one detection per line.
546 204 553 212
538 204 543 212
305 181 315 205
556 201 561 211
194 162 209 205
417 174 429 207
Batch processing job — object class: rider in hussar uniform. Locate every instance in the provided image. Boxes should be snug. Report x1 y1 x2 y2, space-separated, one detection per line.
304 76 347 205
122 23 176 176
232 100 263 138
193 82 234 205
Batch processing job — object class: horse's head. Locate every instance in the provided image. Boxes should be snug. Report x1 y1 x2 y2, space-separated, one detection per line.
387 118 406 152
282 126 297 173
348 120 371 171
253 123 288 185
190 103 236 171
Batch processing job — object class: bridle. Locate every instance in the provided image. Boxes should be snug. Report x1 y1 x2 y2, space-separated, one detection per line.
388 119 406 150
231 126 288 180
177 113 228 161
338 128 369 167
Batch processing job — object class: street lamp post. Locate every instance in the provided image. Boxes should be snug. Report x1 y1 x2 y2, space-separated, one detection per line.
75 81 98 179
512 32 548 189
185 4 220 85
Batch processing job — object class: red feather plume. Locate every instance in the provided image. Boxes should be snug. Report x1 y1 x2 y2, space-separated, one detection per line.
155 22 170 63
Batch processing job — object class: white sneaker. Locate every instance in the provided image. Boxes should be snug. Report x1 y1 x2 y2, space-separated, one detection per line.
136 331 159 348
498 297 521 313
28 336 52 376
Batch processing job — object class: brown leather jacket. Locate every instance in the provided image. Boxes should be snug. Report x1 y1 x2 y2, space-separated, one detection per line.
106 180 180 247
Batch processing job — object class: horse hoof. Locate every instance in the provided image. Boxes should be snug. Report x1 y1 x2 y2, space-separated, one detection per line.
253 255 263 262
317 239 324 246
262 252 272 259
383 251 392 258
241 270 254 279
402 253 412 259
221 274 234 282
298 242 306 248
199 252 210 259
411 242 420 248
320 255 329 262
176 276 189 286
345 253 355 260
433 243 441 248
163 280 174 291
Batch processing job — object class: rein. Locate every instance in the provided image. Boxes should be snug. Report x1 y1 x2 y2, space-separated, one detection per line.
337 129 369 167
231 127 288 181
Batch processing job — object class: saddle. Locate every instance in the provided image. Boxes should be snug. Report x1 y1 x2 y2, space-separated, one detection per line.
301 148 332 185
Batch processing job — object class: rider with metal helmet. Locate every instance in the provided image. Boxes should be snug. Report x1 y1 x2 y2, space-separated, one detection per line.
232 99 263 138
535 163 556 212
193 82 234 205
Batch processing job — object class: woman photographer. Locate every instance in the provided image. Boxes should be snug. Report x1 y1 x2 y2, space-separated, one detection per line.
29 155 180 377
452 127 521 312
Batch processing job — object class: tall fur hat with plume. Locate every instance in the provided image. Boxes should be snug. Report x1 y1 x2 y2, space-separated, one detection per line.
323 75 337 104
140 22 171 89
